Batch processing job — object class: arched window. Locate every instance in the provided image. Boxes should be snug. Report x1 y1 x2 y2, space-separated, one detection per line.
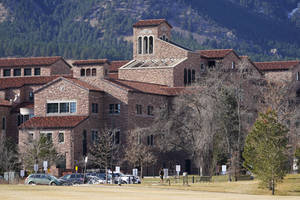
149 36 153 54
184 69 187 85
192 69 195 82
143 36 148 54
92 68 96 76
80 69 85 76
188 69 192 85
138 37 142 54
86 69 91 76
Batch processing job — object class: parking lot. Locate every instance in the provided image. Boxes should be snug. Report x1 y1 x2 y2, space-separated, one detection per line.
1 184 300 200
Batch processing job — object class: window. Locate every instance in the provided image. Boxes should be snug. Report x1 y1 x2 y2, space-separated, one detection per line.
208 61 215 68
91 130 98 143
138 37 142 54
24 68 32 76
137 133 142 145
192 70 196 82
86 69 91 76
149 36 153 54
147 105 154 116
188 69 192 85
13 69 21 76
92 68 96 76
143 36 148 54
34 68 41 76
147 135 154 146
232 62 235 69
2 117 5 130
297 72 300 81
200 64 205 71
80 69 85 76
92 103 98 113
41 132 52 143
58 132 64 143
109 104 120 114
29 92 34 101
3 69 10 77
47 102 76 114
184 69 187 85
114 130 120 144
136 104 142 115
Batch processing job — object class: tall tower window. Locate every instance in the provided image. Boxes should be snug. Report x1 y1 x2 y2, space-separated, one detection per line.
143 36 148 54
149 36 153 54
138 37 142 54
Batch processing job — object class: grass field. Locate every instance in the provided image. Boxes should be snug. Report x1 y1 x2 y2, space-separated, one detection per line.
0 174 299 200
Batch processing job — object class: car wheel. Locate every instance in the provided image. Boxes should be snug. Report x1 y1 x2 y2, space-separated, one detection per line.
50 182 56 186
28 181 35 185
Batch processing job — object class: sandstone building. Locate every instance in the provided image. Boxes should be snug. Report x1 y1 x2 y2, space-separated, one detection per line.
0 19 299 175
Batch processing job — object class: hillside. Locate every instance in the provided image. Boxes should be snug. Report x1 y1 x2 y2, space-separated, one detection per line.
0 0 300 61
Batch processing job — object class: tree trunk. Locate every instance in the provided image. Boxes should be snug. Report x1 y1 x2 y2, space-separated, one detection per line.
272 179 275 195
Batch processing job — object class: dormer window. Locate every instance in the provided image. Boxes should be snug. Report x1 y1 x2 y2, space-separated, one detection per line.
149 36 153 54
86 69 91 76
143 36 148 54
138 37 142 54
80 69 85 76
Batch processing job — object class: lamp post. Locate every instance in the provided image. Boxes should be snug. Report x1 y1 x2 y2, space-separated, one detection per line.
83 156 88 184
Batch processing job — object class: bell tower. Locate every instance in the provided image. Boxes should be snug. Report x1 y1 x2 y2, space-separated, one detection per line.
132 19 172 60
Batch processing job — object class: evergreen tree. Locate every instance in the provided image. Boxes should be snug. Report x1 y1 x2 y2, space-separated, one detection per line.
243 110 289 195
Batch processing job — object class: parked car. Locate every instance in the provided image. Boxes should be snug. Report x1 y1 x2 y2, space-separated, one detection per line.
25 174 65 185
120 175 141 184
59 173 85 184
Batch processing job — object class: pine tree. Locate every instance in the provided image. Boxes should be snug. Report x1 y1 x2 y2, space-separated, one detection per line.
243 110 289 195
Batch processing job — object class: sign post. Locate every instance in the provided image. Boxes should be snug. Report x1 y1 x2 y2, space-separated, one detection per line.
115 166 120 173
83 156 88 184
34 164 38 173
132 168 138 176
222 165 227 175
176 165 181 176
163 168 168 179
43 161 48 173
20 170 25 178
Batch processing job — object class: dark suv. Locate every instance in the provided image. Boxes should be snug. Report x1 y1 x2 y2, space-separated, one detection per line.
59 173 85 184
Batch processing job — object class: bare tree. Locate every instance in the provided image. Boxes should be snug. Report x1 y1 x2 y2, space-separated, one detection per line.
123 128 156 179
0 138 19 173
88 127 120 183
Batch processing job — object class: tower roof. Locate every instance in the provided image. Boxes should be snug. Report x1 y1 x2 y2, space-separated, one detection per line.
133 19 172 28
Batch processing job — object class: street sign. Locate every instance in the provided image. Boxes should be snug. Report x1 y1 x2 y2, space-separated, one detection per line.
222 165 227 175
34 164 38 173
75 166 78 172
163 168 168 178
115 166 120 173
84 156 88 163
20 170 25 178
43 161 48 171
133 168 138 176
176 165 181 172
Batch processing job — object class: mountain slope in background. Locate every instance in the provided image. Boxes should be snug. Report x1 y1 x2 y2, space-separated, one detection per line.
0 0 300 61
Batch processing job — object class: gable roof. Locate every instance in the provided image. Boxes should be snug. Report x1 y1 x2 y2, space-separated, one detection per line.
133 19 172 28
0 76 61 90
108 79 185 96
34 76 103 94
0 56 63 68
0 99 12 107
197 49 236 59
19 116 89 129
72 59 109 66
254 60 300 71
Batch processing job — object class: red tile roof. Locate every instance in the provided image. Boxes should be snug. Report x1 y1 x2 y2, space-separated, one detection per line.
198 49 234 59
19 116 89 129
72 59 108 66
0 76 62 90
64 77 103 92
254 60 300 71
133 19 172 28
0 57 62 68
109 60 129 72
108 79 185 96
0 99 12 107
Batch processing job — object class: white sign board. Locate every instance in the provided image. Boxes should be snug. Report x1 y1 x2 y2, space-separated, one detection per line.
176 165 181 172
20 170 25 178
43 161 48 170
85 156 88 163
34 164 38 172
293 158 298 171
132 168 138 176
115 166 120 173
222 165 227 174
163 168 168 178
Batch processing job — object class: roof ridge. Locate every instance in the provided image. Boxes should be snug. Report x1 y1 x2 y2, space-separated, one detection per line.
254 60 300 63
0 56 61 60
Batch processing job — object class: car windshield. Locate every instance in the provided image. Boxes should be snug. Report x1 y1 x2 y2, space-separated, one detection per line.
49 175 58 181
